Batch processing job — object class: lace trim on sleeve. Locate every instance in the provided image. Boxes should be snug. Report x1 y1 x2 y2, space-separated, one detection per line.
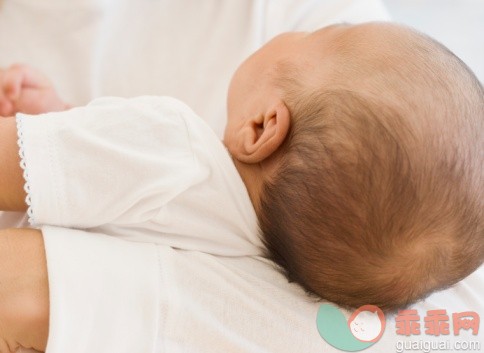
15 115 35 225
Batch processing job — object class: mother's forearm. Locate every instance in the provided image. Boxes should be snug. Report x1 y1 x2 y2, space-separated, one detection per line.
0 228 49 352
0 117 28 211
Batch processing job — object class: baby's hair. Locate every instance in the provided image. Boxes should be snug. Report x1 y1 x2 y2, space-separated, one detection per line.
258 24 484 311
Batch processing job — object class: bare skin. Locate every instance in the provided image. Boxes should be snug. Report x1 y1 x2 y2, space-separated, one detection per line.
0 65 59 352
0 117 26 212
0 228 49 353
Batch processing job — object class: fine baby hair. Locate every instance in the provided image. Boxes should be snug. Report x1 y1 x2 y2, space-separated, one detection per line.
258 24 484 310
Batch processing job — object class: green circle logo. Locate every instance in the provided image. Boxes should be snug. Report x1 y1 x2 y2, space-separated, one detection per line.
316 304 386 351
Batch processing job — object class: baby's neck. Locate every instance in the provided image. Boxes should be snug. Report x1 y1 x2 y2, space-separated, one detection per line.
229 152 264 213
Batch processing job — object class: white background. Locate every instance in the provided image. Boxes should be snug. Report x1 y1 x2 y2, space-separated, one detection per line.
383 0 484 82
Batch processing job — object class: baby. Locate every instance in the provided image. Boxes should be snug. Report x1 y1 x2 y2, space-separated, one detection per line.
0 22 482 311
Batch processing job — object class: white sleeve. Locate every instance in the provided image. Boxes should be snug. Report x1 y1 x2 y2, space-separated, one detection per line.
16 96 198 228
41 225 160 353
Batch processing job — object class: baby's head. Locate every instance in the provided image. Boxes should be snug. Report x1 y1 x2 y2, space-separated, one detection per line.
223 22 484 310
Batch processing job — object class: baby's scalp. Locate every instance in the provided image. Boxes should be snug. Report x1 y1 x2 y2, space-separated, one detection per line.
258 22 484 310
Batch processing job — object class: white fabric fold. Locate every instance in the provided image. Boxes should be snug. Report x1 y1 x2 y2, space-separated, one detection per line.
42 226 160 353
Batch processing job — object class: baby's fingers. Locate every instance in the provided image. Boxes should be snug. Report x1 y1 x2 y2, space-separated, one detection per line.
0 100 14 117
0 70 13 116
2 64 52 101
2 64 27 101
15 87 67 115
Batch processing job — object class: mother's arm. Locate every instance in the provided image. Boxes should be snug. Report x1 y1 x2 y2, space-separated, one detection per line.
0 226 161 353
0 228 49 353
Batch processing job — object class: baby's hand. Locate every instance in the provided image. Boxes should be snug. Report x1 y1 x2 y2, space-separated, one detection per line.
0 64 68 116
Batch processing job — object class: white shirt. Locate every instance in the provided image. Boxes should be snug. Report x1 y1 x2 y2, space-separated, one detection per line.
18 96 263 257
15 95 330 352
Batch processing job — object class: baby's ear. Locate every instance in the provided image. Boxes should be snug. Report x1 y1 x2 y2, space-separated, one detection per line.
235 101 290 164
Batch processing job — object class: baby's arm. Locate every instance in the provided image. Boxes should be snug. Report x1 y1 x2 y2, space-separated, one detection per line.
0 117 26 211
0 64 69 211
